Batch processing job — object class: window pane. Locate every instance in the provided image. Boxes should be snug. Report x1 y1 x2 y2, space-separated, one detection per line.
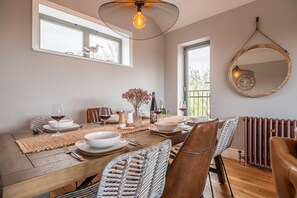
89 34 120 63
40 19 83 56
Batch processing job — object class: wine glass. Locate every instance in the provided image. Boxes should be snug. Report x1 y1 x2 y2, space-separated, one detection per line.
179 101 187 121
51 104 65 137
154 100 163 122
99 106 111 129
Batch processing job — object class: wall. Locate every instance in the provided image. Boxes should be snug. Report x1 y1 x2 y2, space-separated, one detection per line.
0 0 164 134
164 0 297 149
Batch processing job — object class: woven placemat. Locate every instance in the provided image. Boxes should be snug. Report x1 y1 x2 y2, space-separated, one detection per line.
16 125 149 154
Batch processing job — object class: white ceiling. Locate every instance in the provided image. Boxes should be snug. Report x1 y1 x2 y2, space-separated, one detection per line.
165 0 256 31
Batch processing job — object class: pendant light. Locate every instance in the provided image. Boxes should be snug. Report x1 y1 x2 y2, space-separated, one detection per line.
98 0 179 40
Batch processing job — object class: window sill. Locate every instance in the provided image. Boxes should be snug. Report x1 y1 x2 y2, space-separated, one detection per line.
32 48 133 68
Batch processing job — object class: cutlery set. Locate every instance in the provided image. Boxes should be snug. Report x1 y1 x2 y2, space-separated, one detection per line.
63 147 85 161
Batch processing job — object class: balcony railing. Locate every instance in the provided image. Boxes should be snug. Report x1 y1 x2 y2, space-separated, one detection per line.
188 89 210 117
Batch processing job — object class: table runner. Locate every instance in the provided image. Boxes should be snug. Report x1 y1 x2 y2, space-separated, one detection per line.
15 116 183 154
15 125 150 154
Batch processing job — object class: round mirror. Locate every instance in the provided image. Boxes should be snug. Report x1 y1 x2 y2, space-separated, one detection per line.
228 44 291 97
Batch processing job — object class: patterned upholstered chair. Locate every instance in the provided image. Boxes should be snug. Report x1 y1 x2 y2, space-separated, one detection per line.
30 116 52 133
209 117 239 197
57 139 172 198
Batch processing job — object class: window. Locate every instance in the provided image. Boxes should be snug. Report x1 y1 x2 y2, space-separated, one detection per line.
32 0 131 66
40 18 83 56
184 41 210 117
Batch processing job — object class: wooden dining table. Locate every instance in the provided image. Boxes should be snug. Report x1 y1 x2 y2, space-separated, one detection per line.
0 119 225 198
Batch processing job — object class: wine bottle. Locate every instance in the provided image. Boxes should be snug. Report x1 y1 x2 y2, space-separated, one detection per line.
150 92 157 123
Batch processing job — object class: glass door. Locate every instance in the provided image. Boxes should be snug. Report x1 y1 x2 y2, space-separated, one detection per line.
184 41 210 117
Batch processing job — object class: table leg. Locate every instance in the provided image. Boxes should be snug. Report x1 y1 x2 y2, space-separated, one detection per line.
214 155 225 184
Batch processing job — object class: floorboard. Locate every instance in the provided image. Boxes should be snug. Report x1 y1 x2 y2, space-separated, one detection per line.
51 158 276 198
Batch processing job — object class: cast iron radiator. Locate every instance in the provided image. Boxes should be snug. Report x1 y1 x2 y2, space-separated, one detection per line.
244 117 297 168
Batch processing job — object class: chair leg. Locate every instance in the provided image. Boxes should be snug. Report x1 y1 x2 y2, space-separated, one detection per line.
221 157 234 198
208 172 214 198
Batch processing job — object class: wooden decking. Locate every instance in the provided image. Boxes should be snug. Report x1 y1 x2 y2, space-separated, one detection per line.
51 157 276 198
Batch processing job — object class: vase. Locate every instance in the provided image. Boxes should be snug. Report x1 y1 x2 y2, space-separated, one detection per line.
133 106 142 127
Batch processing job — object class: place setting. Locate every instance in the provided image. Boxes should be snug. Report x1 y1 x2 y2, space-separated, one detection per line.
43 104 81 135
74 131 142 157
148 121 183 137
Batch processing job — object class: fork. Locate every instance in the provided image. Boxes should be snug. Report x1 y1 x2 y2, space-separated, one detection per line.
63 147 85 161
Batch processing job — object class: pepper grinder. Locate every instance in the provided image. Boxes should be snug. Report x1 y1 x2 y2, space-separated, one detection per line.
118 111 126 129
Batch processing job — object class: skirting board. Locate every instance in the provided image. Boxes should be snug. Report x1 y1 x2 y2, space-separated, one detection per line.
221 148 245 162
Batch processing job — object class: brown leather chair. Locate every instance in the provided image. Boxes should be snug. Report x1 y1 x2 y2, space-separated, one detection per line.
270 137 297 198
162 119 219 198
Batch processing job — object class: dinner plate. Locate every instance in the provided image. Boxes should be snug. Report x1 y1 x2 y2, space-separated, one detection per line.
75 139 128 154
148 126 182 134
43 123 81 133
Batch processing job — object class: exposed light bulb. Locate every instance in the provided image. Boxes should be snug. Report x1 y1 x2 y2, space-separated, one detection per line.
233 66 240 78
233 70 240 78
133 12 146 29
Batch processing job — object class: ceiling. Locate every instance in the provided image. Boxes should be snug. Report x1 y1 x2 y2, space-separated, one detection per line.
165 0 256 31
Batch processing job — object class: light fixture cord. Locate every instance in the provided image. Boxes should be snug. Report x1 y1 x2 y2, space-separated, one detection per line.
233 17 287 60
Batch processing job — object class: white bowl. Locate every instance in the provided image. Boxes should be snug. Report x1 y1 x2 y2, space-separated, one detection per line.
154 122 178 132
84 131 121 148
190 116 208 123
141 111 150 119
48 119 73 128
107 114 119 123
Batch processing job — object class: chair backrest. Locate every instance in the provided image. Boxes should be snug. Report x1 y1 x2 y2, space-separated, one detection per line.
87 108 113 123
270 137 297 198
162 119 219 198
214 117 239 157
97 139 172 198
87 108 100 123
30 116 52 131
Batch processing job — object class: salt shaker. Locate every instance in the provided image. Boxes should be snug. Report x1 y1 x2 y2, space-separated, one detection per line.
294 127 297 140
126 111 134 127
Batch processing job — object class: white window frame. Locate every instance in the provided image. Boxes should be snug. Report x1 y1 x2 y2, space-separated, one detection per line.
32 0 133 67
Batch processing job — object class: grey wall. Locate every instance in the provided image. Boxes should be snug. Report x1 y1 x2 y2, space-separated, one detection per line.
164 0 297 149
0 0 164 134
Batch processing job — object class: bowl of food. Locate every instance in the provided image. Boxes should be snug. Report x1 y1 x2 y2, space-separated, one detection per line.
48 119 73 128
84 131 121 148
154 121 178 132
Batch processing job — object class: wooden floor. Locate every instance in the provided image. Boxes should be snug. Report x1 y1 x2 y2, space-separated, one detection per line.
51 158 276 198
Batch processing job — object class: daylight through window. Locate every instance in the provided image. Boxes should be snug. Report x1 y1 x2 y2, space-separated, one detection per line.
32 0 131 66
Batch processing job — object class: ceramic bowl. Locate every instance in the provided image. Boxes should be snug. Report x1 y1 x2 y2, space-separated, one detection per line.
107 114 119 123
190 116 208 123
48 119 73 128
84 131 121 148
154 121 178 132
141 111 150 119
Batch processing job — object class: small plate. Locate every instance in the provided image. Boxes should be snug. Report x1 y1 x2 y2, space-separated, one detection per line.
75 139 128 154
43 123 81 133
148 126 182 134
